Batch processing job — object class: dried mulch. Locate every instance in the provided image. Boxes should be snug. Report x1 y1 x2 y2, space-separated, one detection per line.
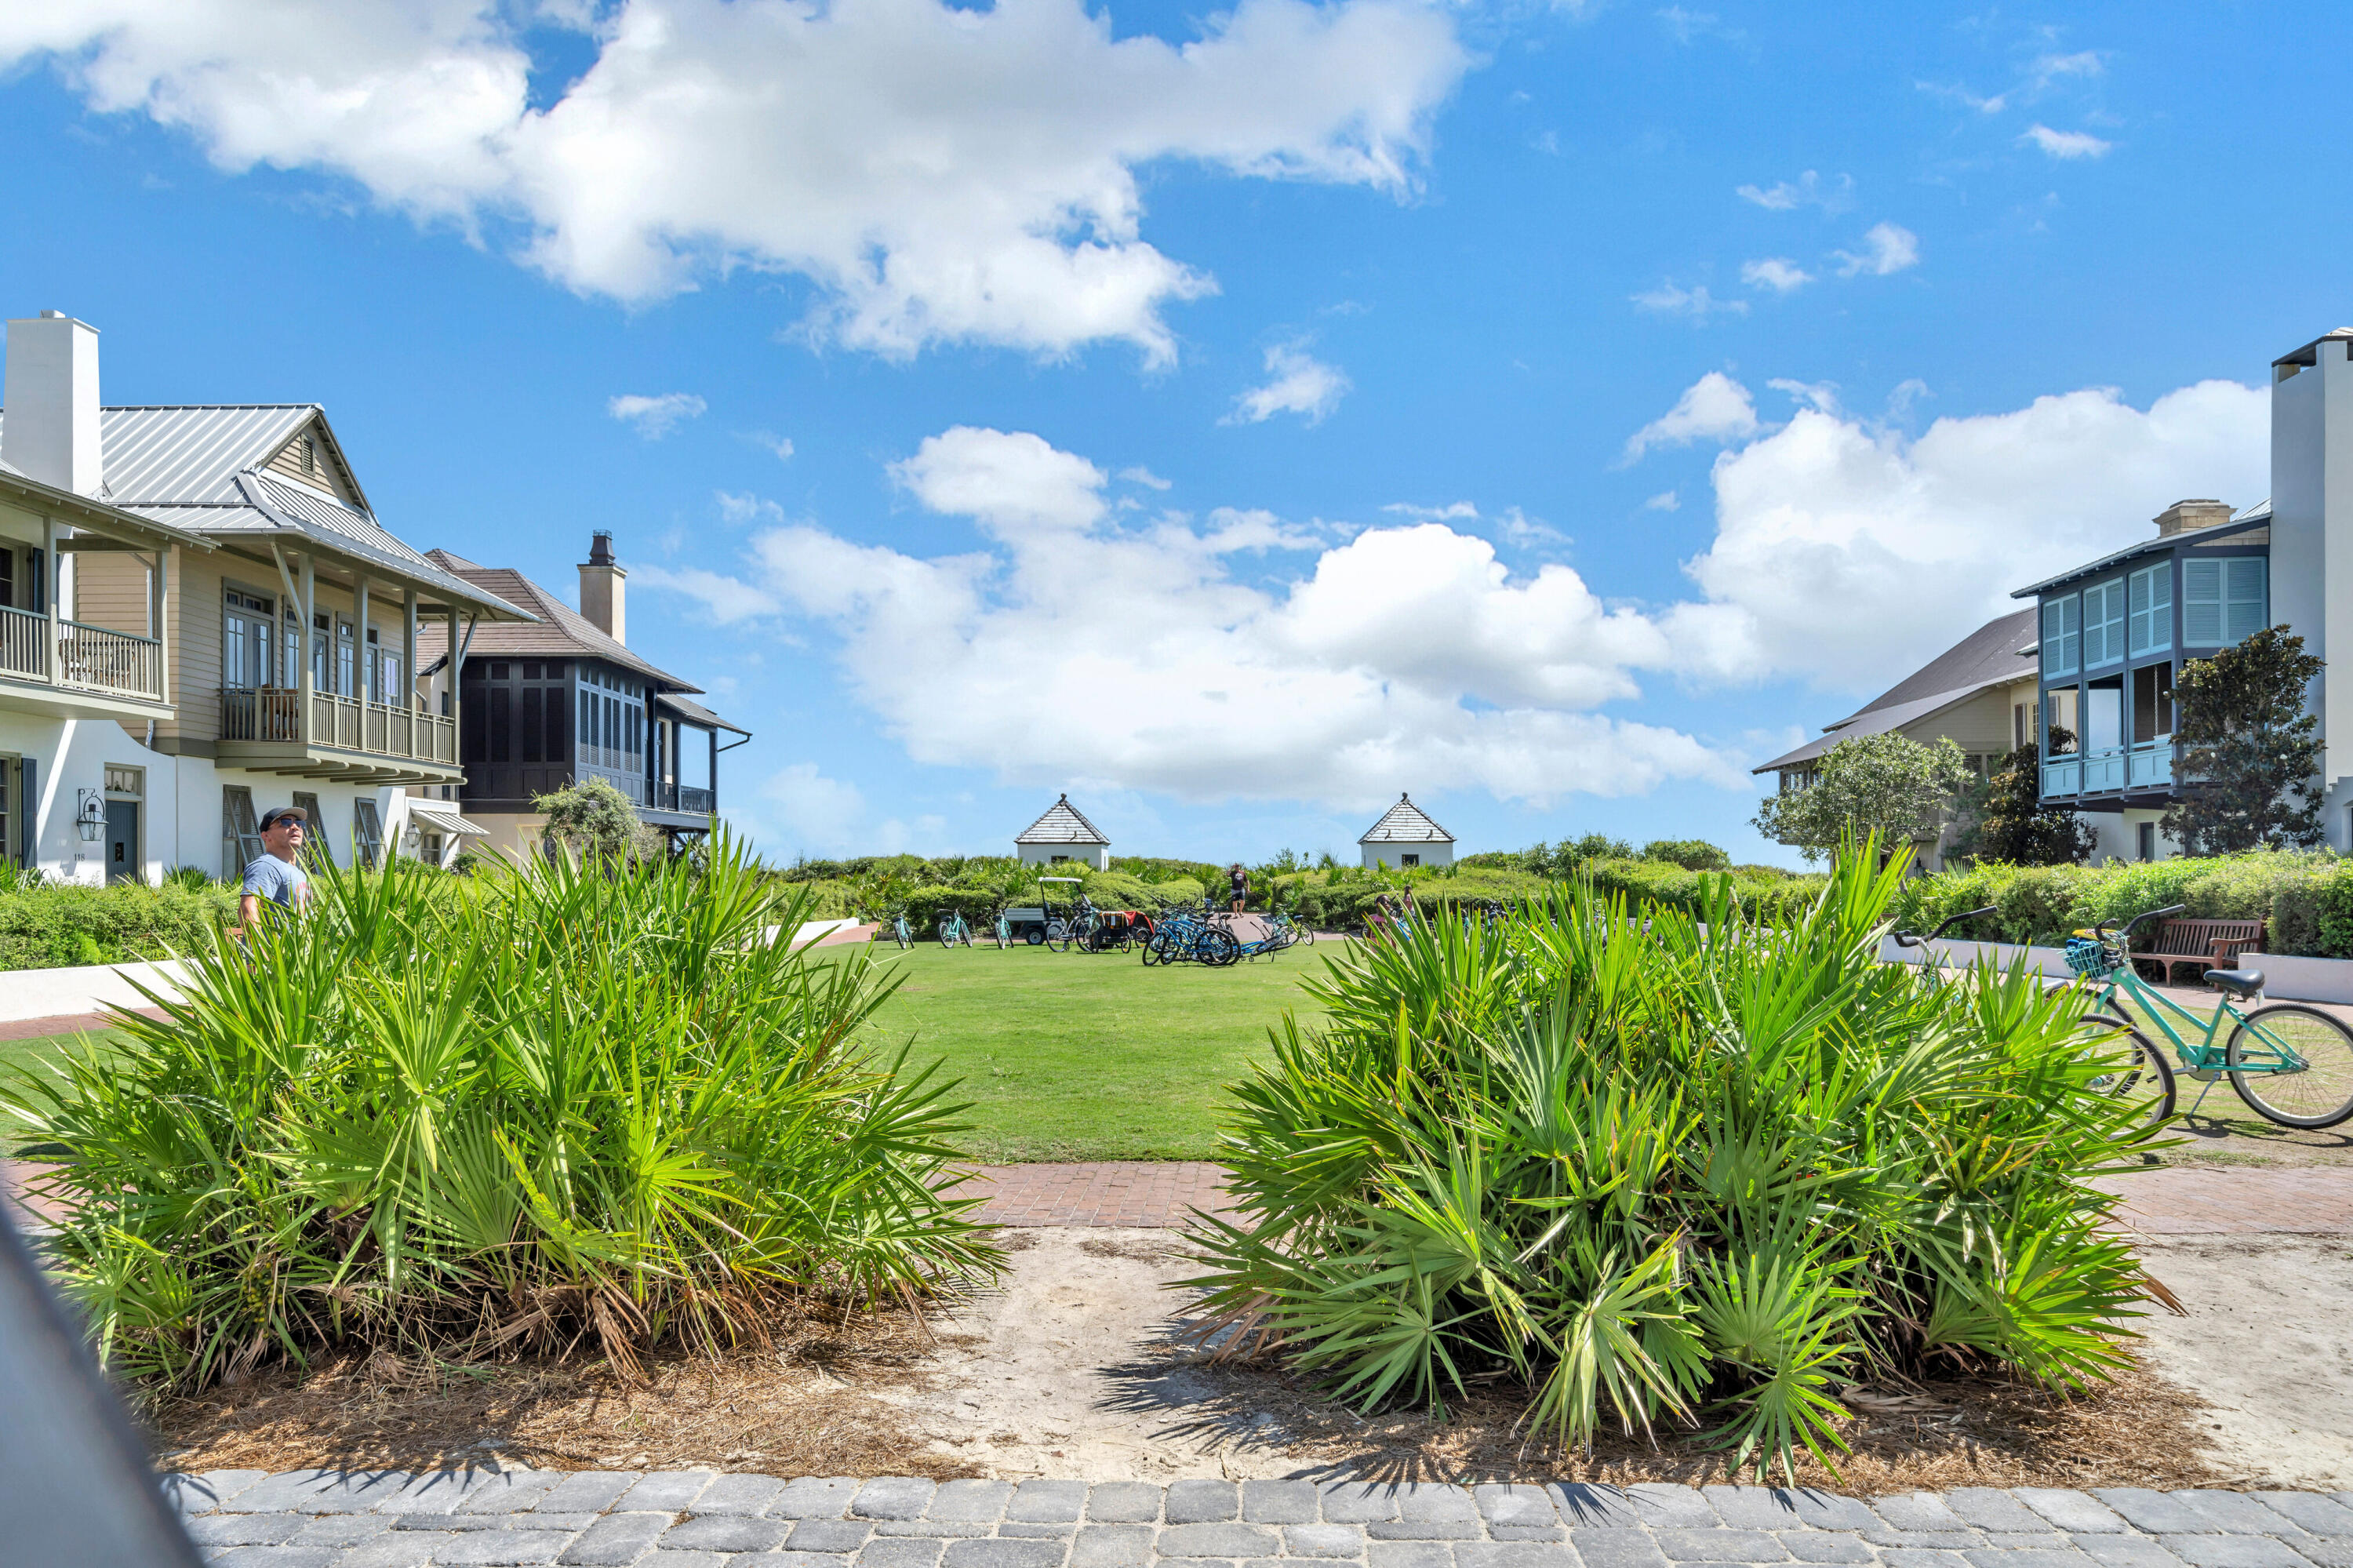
150 1293 2235 1491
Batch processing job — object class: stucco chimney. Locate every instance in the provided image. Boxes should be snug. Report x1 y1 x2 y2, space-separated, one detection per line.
2151 499 2234 537
580 529 626 644
2 311 104 496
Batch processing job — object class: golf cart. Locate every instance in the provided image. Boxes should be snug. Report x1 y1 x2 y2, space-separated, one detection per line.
1003 877 1082 948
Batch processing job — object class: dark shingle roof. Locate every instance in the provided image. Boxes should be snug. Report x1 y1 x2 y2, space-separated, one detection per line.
416 551 696 693
658 692 747 736
1753 608 2039 776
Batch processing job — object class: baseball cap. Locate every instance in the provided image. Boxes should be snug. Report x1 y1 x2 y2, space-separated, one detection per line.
259 806 309 830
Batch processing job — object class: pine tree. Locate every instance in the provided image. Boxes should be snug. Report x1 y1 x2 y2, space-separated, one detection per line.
2159 625 2326 854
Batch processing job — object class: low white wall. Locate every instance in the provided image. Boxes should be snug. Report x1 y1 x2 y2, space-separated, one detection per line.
1 958 191 1024
1878 934 2075 978
1878 936 2353 1006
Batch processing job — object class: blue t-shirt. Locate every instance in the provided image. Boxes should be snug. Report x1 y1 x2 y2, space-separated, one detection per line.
242 854 308 911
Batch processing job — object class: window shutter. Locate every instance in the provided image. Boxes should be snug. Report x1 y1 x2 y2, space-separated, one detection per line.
2061 595 2081 673
2184 558 2223 644
16 756 31 869
2126 571 2149 656
2042 601 2064 675
2224 557 2268 644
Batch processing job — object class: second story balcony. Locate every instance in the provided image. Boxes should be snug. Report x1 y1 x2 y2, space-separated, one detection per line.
220 686 460 786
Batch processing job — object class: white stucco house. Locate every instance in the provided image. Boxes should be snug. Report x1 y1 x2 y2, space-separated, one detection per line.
1016 794 1110 869
1358 793 1455 869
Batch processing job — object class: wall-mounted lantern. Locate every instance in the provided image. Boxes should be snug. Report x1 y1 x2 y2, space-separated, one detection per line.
75 790 105 842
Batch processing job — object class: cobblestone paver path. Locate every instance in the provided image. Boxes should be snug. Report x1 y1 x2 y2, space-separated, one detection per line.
964 1163 1234 1227
169 1471 2353 1568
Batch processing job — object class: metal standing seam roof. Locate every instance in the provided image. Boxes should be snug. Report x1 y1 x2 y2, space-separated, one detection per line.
1016 795 1111 845
1358 793 1453 844
404 801 491 837
2009 512 2273 600
658 692 748 736
0 404 529 617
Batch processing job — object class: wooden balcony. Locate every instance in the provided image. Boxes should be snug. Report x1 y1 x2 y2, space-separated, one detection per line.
0 602 171 719
219 686 460 785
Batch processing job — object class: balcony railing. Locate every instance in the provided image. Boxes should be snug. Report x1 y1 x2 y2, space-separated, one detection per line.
2042 759 2081 796
2082 749 2126 792
2128 743 2174 787
221 686 456 767
649 780 717 814
0 604 166 704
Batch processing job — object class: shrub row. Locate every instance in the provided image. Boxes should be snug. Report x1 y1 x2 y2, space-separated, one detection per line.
1890 849 2353 957
0 880 238 971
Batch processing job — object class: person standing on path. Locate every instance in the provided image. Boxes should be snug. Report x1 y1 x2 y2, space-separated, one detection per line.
1228 863 1248 913
235 806 311 937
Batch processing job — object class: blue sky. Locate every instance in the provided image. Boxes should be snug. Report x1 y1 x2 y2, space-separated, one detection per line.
0 1 2339 865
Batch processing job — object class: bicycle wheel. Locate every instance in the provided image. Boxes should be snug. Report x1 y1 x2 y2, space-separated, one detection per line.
1199 929 1240 967
2228 1003 2353 1128
2072 1011 2176 1131
995 922 1011 950
936 917 958 950
1046 919 1072 953
1140 932 1161 965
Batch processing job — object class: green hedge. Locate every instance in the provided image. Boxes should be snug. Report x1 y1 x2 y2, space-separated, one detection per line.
1889 850 2351 956
0 881 238 971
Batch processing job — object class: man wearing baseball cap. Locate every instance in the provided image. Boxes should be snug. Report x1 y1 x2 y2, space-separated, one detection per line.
235 804 313 935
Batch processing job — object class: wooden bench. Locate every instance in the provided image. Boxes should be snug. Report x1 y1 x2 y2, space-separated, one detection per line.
2133 916 2268 987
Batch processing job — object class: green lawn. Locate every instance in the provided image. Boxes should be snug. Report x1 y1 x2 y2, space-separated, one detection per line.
0 1028 125 1088
834 939 1339 1162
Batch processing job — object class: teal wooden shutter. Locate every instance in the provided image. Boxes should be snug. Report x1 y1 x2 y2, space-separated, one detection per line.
2184 558 2223 644
2224 558 2267 644
2128 564 2171 656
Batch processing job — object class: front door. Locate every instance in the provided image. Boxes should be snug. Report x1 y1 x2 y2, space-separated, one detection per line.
104 799 139 884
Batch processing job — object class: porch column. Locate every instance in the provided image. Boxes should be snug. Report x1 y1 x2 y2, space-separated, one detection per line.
41 515 59 686
299 553 316 743
402 588 417 710
156 544 171 707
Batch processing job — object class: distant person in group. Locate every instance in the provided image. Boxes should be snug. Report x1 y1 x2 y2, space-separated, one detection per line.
235 805 311 937
1229 863 1248 913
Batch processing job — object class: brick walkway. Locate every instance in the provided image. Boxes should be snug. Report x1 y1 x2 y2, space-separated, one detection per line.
2100 1166 2353 1235
162 1472 2353 1568
962 1162 1234 1227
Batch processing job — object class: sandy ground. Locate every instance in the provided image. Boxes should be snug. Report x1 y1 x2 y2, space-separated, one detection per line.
2133 1235 2353 1488
872 1228 1271 1481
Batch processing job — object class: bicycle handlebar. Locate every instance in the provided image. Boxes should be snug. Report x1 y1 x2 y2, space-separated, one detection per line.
1891 904 1998 949
2095 904 2186 943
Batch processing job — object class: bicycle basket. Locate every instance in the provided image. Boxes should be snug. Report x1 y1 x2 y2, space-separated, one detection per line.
2064 936 2120 977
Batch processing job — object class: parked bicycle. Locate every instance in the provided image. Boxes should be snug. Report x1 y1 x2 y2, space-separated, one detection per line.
994 908 1014 949
1888 905 1998 987
1140 905 1239 966
883 911 914 950
936 908 975 948
2060 903 2353 1130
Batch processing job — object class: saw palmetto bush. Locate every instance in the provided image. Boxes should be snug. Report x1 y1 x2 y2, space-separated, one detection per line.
5 833 997 1391
1187 849 2166 1478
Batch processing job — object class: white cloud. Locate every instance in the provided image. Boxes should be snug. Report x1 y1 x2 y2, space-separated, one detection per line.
607 391 707 438
2023 124 2113 159
1831 222 1919 278
1766 377 1839 413
747 431 795 461
1631 282 1748 322
1734 169 1853 212
1384 500 1479 521
5 0 1468 363
631 562 783 622
1740 256 1813 293
753 763 870 858
1665 376 2269 689
1644 490 1679 511
2028 50 2104 88
1227 343 1351 424
1620 371 1759 463
716 490 786 525
643 427 1744 809
1118 466 1173 491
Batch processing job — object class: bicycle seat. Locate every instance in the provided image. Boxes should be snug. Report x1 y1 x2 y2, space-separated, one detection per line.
2203 967 2264 999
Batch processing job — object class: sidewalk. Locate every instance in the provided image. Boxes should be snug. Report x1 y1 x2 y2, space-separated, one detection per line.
162 1470 2353 1568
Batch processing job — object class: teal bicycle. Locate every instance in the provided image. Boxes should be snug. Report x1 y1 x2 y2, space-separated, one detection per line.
886 911 914 950
2061 903 2353 1130
936 909 974 948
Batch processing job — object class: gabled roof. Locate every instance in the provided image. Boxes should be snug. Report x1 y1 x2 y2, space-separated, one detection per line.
416 550 699 693
1358 793 1453 845
1016 794 1109 845
0 403 525 617
1753 609 2040 777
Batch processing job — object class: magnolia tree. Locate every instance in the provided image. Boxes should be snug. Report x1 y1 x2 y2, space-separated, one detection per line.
1752 732 1973 865
1948 741 2097 866
2162 625 2326 854
534 778 662 862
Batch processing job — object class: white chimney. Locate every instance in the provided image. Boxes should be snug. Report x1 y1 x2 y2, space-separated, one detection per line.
580 529 626 645
2 311 104 496
2269 326 2353 846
